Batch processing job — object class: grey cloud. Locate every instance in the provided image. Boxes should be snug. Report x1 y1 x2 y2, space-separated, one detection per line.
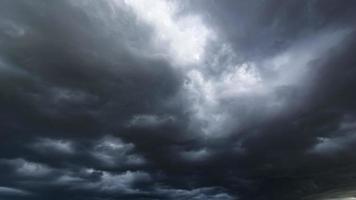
0 158 53 178
0 186 31 197
1 0 356 200
30 138 75 155
90 135 147 168
73 169 152 194
128 114 176 128
155 187 235 200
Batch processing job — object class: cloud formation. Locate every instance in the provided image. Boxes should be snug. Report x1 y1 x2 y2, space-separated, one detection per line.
0 0 356 199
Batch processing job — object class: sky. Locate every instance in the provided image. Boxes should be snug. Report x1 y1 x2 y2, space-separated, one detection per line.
0 0 356 199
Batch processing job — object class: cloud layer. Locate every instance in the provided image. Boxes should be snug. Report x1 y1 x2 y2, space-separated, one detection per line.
1 0 356 199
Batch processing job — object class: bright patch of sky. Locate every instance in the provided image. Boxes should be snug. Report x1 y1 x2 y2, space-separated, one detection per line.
118 0 349 137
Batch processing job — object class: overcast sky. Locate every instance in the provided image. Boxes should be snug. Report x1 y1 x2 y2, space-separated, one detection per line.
0 0 356 199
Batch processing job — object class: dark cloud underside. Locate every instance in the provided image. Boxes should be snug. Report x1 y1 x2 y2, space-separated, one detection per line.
0 0 356 200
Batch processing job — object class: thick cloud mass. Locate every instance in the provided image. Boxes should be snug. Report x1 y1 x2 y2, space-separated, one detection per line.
1 0 356 199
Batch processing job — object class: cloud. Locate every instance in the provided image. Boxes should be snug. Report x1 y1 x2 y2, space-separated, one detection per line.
30 138 75 155
155 187 234 200
0 186 31 196
0 0 356 200
90 135 146 167
78 169 151 194
0 158 53 178
128 114 175 128
124 0 213 65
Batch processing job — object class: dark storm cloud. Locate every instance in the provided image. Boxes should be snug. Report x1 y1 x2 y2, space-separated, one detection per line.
1 0 356 200
0 0 182 149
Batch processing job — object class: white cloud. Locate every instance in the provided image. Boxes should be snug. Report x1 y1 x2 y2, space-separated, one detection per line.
110 1 350 140
123 0 213 65
220 63 262 95
183 29 350 137
183 62 263 136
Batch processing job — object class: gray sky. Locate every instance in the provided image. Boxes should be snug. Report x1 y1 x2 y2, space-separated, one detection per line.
0 0 356 199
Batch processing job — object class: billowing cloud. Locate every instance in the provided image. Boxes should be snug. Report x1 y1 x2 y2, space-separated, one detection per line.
0 0 356 199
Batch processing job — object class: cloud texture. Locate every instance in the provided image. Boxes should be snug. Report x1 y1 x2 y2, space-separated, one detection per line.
0 0 356 199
